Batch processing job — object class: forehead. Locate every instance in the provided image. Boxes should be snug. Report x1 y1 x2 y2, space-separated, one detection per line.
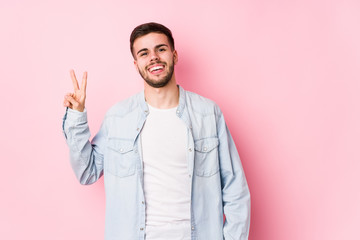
133 32 170 51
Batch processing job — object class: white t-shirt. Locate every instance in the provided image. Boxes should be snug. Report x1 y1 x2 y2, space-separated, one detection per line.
141 104 191 240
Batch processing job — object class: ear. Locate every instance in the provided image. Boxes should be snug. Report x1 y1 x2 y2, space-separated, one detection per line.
134 60 139 71
173 50 178 64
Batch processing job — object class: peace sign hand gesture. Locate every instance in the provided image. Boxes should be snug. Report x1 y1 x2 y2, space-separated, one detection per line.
63 69 87 112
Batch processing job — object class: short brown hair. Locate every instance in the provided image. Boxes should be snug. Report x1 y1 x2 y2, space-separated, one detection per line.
130 22 175 58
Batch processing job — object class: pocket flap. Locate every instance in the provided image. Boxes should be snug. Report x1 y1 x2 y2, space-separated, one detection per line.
108 138 134 153
194 137 219 152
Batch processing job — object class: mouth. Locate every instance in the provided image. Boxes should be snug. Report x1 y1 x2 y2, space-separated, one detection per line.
148 64 165 74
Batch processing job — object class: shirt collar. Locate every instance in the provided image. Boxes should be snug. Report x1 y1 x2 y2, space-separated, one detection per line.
138 85 186 117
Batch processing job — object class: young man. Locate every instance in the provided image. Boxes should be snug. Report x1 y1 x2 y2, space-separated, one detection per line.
62 22 250 240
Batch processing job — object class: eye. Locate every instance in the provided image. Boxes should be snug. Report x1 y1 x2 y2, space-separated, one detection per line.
140 52 148 57
159 48 166 52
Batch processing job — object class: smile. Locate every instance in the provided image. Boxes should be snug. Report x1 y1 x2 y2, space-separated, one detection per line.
148 64 165 74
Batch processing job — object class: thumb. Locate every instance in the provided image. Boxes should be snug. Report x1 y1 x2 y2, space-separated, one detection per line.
65 94 80 109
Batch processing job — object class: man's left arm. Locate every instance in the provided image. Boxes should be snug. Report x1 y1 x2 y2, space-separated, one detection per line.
216 107 251 240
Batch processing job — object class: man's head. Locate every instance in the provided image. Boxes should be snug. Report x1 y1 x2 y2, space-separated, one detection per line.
130 22 175 59
131 23 178 88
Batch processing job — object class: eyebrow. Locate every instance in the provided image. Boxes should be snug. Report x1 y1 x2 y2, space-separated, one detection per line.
136 44 169 56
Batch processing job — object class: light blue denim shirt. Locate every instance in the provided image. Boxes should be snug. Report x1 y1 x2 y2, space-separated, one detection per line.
62 86 250 240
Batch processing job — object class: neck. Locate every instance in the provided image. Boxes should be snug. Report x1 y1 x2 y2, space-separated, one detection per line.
144 79 179 109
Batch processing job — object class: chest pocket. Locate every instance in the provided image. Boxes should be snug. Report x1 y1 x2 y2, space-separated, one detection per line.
106 138 137 177
194 137 219 177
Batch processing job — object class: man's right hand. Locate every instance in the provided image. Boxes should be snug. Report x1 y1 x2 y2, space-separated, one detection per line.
63 69 87 112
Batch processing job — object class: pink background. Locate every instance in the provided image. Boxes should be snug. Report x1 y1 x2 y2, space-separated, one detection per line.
1 0 359 239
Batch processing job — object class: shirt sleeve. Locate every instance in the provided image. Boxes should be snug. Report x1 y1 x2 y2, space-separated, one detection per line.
216 107 251 240
62 107 106 185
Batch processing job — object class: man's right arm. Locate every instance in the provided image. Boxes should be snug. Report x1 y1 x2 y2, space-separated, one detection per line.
62 70 105 184
62 107 106 185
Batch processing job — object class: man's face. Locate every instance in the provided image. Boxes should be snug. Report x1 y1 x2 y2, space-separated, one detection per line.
133 33 178 88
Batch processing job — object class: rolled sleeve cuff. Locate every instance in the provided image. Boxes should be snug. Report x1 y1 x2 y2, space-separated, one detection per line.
62 108 88 139
63 107 88 123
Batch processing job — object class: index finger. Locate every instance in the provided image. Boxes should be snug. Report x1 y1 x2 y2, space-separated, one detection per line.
70 69 80 91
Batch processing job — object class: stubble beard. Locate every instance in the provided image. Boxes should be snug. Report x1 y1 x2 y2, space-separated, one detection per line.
139 60 175 88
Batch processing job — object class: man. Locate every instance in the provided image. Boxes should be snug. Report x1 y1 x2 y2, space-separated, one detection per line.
62 22 250 240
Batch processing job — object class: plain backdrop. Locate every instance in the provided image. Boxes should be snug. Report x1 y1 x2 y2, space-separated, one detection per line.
0 0 359 239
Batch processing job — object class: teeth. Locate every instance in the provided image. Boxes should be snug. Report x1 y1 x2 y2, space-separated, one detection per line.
150 66 163 72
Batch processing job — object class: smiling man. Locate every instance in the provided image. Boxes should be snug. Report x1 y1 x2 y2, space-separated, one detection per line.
62 22 250 240
134 35 176 88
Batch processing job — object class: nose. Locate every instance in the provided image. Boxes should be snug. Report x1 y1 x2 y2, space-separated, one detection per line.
150 51 159 62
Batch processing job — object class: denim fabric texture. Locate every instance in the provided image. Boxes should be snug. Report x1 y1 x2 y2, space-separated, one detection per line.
62 86 251 240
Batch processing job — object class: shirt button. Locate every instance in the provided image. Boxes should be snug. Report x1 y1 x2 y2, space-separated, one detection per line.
142 201 144 204
120 148 124 152
191 226 195 230
188 148 192 152
189 174 191 178
203 147 207 151
140 228 144 231
136 128 140 131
